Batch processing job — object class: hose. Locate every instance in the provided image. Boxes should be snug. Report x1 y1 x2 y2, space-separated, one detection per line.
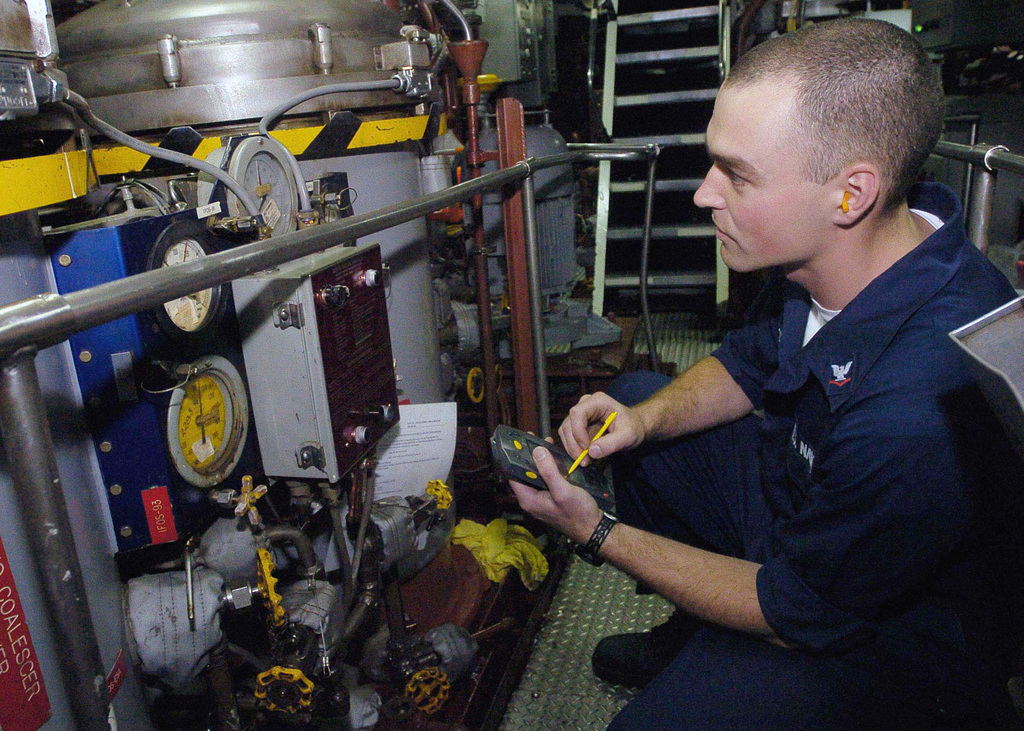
257 79 403 137
64 91 262 219
436 0 473 41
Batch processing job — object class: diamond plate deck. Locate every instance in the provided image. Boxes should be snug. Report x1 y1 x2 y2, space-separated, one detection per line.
500 557 673 730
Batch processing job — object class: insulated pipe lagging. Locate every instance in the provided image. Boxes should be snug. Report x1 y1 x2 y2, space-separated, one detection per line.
65 91 263 219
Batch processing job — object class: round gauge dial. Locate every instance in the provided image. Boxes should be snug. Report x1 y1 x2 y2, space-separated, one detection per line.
147 219 225 339
167 355 249 488
225 136 300 238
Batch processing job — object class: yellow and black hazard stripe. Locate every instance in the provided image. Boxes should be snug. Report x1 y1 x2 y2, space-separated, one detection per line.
0 106 442 218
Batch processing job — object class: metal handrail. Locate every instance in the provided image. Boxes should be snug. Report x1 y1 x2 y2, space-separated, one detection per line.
0 147 657 361
934 140 1024 177
931 141 1024 254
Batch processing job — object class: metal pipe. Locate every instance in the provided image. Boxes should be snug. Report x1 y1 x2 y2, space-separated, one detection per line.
967 167 997 255
264 524 317 570
933 141 1024 177
0 163 529 360
521 174 550 438
462 81 502 437
0 347 110 730
639 150 661 372
436 0 473 41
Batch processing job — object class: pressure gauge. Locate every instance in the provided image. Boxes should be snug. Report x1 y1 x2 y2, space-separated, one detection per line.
147 219 226 339
224 136 300 237
167 355 249 488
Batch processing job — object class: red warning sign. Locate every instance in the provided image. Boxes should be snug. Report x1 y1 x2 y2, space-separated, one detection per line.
0 531 51 731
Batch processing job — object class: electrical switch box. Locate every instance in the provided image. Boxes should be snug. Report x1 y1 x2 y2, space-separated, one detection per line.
233 243 399 482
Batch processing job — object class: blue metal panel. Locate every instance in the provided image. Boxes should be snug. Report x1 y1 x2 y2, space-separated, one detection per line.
48 213 260 554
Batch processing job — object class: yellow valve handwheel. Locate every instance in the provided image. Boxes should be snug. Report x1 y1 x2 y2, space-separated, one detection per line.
255 548 286 628
254 665 314 713
404 666 450 715
426 480 453 510
466 367 484 404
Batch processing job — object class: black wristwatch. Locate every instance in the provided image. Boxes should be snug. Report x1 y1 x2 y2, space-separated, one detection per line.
575 512 619 566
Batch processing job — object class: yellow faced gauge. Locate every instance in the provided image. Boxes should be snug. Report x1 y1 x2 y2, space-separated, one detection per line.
167 356 249 488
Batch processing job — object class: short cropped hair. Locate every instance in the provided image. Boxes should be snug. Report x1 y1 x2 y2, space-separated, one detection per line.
725 18 944 213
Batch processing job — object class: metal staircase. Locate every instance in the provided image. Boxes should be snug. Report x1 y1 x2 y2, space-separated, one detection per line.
593 1 731 315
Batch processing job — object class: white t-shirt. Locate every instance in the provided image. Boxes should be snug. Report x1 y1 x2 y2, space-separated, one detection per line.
801 209 944 346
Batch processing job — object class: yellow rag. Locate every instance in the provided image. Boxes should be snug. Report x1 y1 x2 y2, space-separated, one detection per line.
451 518 549 591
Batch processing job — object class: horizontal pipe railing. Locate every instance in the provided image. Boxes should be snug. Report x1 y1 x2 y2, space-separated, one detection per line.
0 146 658 361
934 140 1024 177
932 141 1024 254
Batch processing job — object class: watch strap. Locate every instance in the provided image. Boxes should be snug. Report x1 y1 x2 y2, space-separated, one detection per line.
575 512 618 566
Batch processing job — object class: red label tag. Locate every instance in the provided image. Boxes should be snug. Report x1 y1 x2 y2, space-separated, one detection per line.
141 486 179 544
0 532 51 731
105 649 128 701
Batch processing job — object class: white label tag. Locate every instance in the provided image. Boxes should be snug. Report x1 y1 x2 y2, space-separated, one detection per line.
196 202 221 219
261 197 282 230
191 435 215 463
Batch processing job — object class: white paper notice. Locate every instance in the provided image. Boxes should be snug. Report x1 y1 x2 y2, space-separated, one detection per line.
373 402 457 500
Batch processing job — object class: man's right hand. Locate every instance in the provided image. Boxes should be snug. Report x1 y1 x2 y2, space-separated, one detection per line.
558 391 646 468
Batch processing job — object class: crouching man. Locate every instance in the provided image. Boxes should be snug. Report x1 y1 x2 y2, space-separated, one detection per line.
511 18 1023 729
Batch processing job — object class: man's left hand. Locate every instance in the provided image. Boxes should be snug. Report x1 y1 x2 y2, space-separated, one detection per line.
509 446 604 544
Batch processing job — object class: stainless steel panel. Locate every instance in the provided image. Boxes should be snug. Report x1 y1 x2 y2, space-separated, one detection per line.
0 0 34 56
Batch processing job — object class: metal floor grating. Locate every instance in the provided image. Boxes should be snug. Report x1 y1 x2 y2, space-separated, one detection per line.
633 312 721 374
499 557 673 730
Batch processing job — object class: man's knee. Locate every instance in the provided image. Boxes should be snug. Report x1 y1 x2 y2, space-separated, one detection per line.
607 370 672 408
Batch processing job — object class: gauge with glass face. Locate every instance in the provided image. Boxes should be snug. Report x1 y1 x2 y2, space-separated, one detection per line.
166 355 249 488
224 135 300 238
147 219 225 339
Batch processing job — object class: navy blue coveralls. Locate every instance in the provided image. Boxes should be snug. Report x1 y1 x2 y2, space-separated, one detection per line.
607 184 1023 729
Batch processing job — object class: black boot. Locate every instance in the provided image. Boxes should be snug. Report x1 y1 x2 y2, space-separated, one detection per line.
591 611 699 688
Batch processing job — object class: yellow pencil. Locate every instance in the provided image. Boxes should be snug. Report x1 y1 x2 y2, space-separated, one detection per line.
567 411 617 475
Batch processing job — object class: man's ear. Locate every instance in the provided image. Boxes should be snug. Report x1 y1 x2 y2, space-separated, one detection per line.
833 164 880 224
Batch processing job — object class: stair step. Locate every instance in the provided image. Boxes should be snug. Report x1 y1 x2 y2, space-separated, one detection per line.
618 6 719 27
610 177 704 193
608 224 716 240
604 271 717 288
616 88 718 107
617 45 719 65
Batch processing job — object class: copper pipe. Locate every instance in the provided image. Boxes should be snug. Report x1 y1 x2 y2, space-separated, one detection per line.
450 40 499 436
496 98 539 434
466 102 500 436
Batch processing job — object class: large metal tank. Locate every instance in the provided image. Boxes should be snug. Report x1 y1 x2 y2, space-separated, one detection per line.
57 0 405 132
